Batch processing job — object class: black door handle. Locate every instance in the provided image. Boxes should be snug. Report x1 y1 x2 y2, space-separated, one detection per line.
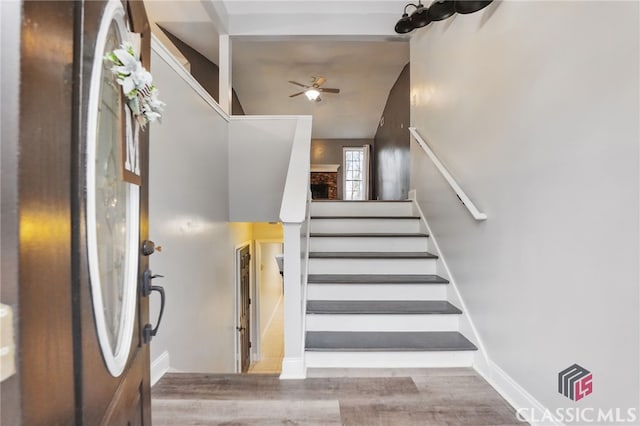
142 270 165 344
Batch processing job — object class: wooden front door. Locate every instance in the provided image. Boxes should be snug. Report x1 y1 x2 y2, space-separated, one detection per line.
238 246 251 373
5 1 155 424
74 0 153 424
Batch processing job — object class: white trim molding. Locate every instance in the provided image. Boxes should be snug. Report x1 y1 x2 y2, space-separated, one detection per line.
409 192 490 364
150 351 170 387
280 357 306 379
86 0 140 378
151 34 230 122
475 360 564 426
311 164 340 173
409 192 559 426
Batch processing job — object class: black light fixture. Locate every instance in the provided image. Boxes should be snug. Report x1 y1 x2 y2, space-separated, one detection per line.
410 2 431 29
394 0 492 33
394 9 414 34
395 2 431 34
428 0 456 21
454 0 493 14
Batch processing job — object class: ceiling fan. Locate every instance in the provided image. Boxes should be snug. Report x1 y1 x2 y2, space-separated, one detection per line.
288 77 340 102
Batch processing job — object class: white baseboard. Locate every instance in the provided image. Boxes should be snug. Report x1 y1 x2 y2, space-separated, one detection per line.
150 351 170 387
408 191 560 425
280 357 306 379
475 359 563 426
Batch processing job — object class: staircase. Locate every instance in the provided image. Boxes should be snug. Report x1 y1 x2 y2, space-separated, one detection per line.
304 200 477 369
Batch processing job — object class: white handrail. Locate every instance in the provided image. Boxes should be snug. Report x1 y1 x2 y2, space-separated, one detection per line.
409 127 487 221
280 116 313 223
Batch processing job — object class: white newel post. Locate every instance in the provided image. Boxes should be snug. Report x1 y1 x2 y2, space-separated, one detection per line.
280 222 306 379
278 116 312 379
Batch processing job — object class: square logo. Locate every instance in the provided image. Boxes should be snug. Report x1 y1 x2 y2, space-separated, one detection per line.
558 364 593 401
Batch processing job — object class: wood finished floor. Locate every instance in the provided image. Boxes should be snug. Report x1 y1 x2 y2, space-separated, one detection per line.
248 298 284 374
152 368 526 425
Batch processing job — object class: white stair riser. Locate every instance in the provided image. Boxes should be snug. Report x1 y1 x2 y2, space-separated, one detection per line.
309 237 429 252
306 314 459 332
304 351 474 369
309 258 436 275
307 284 448 301
310 219 420 234
311 202 413 217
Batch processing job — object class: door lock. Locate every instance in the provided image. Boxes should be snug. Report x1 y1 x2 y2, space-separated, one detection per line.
141 240 162 256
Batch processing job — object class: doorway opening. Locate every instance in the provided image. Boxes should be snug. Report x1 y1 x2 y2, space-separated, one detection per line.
233 226 284 375
343 145 371 200
248 241 284 374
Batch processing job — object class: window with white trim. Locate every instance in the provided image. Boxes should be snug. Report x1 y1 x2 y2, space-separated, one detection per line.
343 146 370 200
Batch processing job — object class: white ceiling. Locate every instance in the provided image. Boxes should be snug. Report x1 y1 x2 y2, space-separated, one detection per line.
233 39 408 138
144 0 410 139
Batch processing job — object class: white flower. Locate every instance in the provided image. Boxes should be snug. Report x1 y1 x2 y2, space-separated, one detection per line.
105 42 164 127
111 46 152 96
147 87 165 111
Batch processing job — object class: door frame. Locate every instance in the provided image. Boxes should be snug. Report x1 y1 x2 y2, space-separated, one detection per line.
253 239 284 361
234 241 253 373
342 145 371 200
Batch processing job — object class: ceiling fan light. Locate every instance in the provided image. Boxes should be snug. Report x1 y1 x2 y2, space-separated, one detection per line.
305 89 320 101
410 5 431 28
394 13 414 34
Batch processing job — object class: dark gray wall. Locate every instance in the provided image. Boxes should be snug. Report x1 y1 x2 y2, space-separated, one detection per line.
373 63 410 200
311 138 373 200
159 26 245 115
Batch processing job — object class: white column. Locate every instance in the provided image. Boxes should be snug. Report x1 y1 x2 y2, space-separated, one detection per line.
280 222 306 379
218 34 232 115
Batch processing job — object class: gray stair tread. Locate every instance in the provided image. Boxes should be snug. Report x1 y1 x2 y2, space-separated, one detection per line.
310 233 429 238
307 274 449 284
307 300 462 315
309 252 437 259
306 331 477 352
311 216 420 220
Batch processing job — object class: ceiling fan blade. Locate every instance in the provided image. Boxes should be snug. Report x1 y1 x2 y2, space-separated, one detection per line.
289 91 305 98
315 77 326 87
288 81 308 88
319 88 340 94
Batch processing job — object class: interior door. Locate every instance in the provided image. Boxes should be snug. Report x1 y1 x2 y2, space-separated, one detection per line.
238 246 251 373
73 1 153 424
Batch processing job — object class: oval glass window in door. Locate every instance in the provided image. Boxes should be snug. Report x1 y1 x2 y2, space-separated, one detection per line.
86 0 140 377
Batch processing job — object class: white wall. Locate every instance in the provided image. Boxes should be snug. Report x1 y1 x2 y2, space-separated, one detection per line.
258 243 283 343
410 0 639 419
147 40 303 374
228 118 297 222
148 45 242 373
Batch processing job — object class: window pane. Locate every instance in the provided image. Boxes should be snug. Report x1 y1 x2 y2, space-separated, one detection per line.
344 148 366 200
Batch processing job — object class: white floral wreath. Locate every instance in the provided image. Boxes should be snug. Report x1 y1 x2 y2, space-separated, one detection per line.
104 42 164 128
